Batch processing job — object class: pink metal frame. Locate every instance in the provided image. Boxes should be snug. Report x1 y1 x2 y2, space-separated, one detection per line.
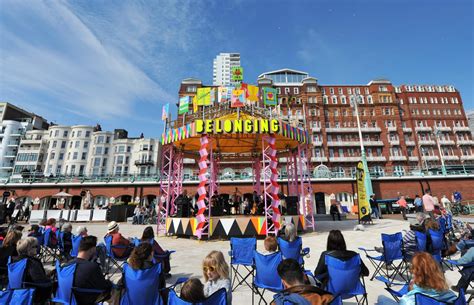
298 144 315 231
261 135 280 236
287 149 298 196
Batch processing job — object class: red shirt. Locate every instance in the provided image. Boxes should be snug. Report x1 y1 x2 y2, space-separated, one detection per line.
108 232 130 257
397 198 407 208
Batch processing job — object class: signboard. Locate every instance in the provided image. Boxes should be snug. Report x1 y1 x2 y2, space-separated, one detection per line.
231 66 243 81
356 161 371 222
196 119 280 134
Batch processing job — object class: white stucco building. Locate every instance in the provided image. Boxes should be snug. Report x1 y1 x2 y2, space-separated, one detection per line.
212 53 241 86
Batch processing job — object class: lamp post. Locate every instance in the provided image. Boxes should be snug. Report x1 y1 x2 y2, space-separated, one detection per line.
433 128 447 176
351 96 373 197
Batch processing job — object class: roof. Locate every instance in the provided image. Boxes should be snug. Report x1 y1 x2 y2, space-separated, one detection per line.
258 68 309 79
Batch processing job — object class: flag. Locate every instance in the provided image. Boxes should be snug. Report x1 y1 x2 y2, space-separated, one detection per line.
263 87 278 106
247 85 259 102
356 162 371 222
231 89 245 108
232 66 243 81
241 83 249 97
193 95 198 113
218 87 233 103
161 103 169 121
210 88 216 104
179 96 190 115
196 87 211 106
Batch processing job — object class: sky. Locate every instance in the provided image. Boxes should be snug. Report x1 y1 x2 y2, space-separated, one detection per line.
1 0 473 138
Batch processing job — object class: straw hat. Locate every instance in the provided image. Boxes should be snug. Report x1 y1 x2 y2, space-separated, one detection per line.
107 221 119 233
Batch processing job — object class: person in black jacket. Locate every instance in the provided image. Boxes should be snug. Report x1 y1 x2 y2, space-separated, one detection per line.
314 230 369 286
0 230 22 275
71 235 112 304
14 237 53 304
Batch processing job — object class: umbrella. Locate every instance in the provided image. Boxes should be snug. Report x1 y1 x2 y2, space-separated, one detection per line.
52 191 73 198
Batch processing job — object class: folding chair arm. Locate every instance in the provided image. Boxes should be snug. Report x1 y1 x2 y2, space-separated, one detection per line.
158 277 189 292
375 276 406 286
73 287 107 294
447 259 474 267
301 247 310 257
357 247 377 254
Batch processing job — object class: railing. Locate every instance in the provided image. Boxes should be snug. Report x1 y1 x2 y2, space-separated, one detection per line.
403 127 413 133
405 141 416 146
457 140 474 145
415 126 431 132
453 126 470 132
418 140 436 145
4 164 474 184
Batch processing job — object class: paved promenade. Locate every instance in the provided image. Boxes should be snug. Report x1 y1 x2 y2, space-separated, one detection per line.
77 218 466 305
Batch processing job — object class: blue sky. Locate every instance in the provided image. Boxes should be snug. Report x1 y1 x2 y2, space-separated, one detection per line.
1 0 472 137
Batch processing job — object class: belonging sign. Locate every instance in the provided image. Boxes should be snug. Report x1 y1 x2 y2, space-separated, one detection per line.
195 119 280 134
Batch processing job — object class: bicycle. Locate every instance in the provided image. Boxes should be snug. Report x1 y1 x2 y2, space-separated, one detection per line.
451 203 470 216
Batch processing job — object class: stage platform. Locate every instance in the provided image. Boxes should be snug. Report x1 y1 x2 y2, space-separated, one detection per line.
165 214 347 238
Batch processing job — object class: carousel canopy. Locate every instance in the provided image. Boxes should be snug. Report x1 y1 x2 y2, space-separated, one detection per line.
161 111 309 154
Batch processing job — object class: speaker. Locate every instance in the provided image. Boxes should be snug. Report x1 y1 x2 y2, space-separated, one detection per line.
286 196 299 215
176 201 190 217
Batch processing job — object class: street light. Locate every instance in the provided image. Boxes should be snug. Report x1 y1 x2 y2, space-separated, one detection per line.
351 95 374 197
433 128 447 175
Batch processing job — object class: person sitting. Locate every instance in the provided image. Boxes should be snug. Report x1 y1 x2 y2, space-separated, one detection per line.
13 237 52 304
329 201 341 221
272 259 333 305
180 278 206 303
27 224 42 238
399 252 457 305
0 230 22 277
403 213 427 259
72 235 112 304
450 246 474 293
141 226 171 277
283 223 297 243
44 218 58 246
105 221 133 258
61 222 73 259
202 250 232 304
313 230 369 286
133 205 145 224
76 225 88 237
261 236 278 255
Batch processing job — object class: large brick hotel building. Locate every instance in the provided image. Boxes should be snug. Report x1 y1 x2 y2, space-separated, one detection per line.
178 69 474 180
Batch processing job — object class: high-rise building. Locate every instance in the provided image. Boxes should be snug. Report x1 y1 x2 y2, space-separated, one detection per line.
0 102 48 181
212 53 241 86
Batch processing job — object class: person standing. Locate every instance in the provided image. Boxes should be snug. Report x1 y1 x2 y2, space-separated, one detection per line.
369 194 380 219
414 194 423 213
452 190 462 205
440 195 451 213
329 201 341 221
422 189 435 218
397 195 408 220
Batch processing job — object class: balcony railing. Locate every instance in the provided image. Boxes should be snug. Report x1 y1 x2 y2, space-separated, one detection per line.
389 140 400 146
415 126 432 132
405 141 415 146
363 140 384 146
325 127 358 133
311 127 321 132
367 156 387 162
453 126 470 132
311 157 328 162
408 156 419 161
418 140 436 145
439 139 455 145
361 127 382 132
389 156 407 161
312 140 323 146
387 126 397 132
461 155 474 161
329 157 361 162
327 141 360 147
134 160 154 166
442 155 459 161
435 126 451 132
403 127 413 133
456 140 474 145
422 155 439 161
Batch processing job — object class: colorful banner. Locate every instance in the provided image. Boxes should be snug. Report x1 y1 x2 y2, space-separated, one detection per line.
196 87 211 106
195 135 209 238
210 88 217 105
160 119 309 145
218 87 232 103
179 96 190 115
231 66 243 81
247 85 259 102
356 162 371 222
161 103 169 121
192 95 198 113
231 89 245 108
263 87 278 106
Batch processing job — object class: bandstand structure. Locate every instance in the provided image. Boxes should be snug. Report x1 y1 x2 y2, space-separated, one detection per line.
158 101 316 239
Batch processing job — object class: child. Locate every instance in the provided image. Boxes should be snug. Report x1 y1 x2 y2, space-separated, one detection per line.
262 236 278 255
180 278 205 303
202 250 232 304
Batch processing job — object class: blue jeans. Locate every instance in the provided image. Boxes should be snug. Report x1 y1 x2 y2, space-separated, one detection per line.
457 239 474 253
371 206 380 219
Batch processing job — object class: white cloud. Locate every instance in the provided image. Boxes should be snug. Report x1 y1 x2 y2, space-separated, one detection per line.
0 0 206 122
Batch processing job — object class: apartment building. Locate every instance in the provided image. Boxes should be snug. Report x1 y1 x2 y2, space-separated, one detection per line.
213 53 241 86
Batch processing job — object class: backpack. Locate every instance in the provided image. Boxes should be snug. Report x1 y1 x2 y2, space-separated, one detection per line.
273 292 312 305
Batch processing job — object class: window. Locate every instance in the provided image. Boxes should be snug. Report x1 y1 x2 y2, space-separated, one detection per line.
347 88 352 94
338 88 343 94
75 141 80 148
61 141 66 149
81 152 87 160
277 88 281 94
307 86 316 93
83 141 89 149
293 87 299 94
77 131 82 137
186 86 197 93
69 142 73 148
73 152 78 160
85 131 90 137
59 153 64 160
367 96 373 104
63 131 68 137
341 96 347 104
95 147 103 155
323 96 328 104
54 130 59 137
93 158 101 167
72 131 75 137
285 87 290 94
330 88 334 94
50 152 55 160
52 141 57 148
332 96 337 104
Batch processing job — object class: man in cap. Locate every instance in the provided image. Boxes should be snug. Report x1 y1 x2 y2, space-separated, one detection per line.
105 221 132 258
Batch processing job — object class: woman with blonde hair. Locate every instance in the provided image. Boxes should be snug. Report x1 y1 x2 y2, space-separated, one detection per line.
399 252 457 305
202 250 232 304
284 223 297 242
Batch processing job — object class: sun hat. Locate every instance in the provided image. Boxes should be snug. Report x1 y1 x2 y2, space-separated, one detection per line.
107 221 119 233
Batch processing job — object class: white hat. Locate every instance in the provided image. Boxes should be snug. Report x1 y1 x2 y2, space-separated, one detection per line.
107 221 119 233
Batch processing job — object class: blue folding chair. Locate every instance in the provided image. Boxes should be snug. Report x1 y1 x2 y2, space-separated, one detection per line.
325 254 368 305
41 228 61 263
131 238 176 262
52 260 107 305
359 232 406 284
375 276 409 302
428 229 445 263
120 262 163 305
168 287 227 305
0 288 35 305
277 237 310 266
70 235 83 258
438 217 447 234
415 231 427 252
228 237 256 291
414 289 466 305
447 260 474 303
7 258 28 289
104 235 133 278
252 251 284 305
